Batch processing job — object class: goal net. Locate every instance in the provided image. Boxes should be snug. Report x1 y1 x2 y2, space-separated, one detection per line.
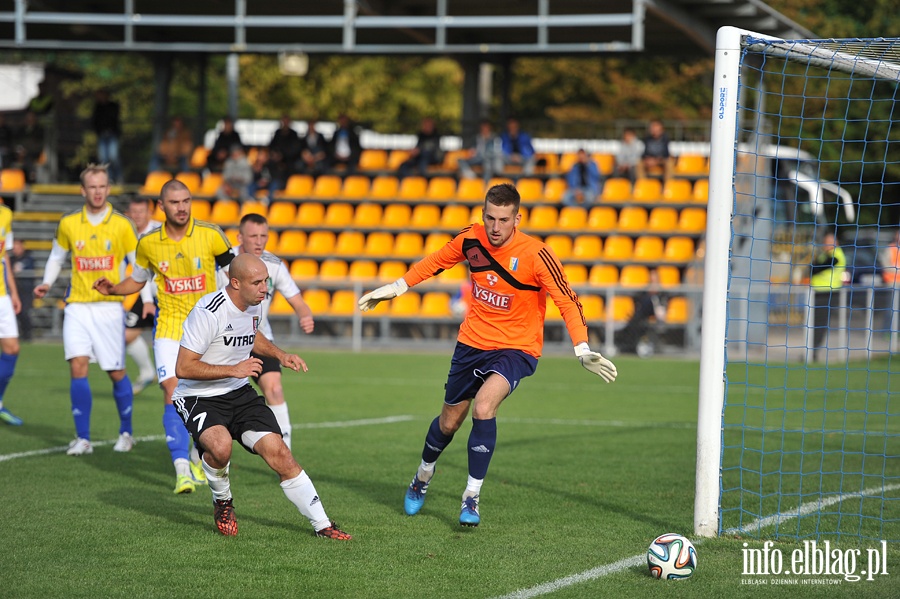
695 27 900 542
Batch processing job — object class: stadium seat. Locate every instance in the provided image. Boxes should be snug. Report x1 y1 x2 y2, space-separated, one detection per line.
290 258 318 280
358 149 388 172
209 200 240 226
382 203 412 228
394 232 424 257
620 264 650 287
587 206 617 230
295 202 325 226
666 297 690 323
612 296 635 322
438 263 468 282
364 231 394 256
198 173 222 198
592 153 615 176
589 264 618 286
602 235 633 261
175 172 202 195
348 260 378 280
224 228 239 246
390 292 421 316
486 177 514 190
277 230 307 255
678 207 707 233
421 292 452 318
278 175 315 199
410 204 441 229
246 147 259 165
545 300 563 322
265 232 279 252
302 289 331 314
535 152 559 174
329 290 358 316
190 199 212 222
662 178 693 202
311 175 343 199
353 202 383 228
572 235 602 259
543 178 567 203
544 234 573 260
334 231 365 256
516 206 529 228
674 154 709 176
0 168 26 193
528 206 558 230
693 178 709 203
189 146 210 170
239 201 267 219
267 202 297 226
517 178 544 202
468 205 484 224
341 175 371 200
319 258 349 280
378 260 407 281
657 265 681 287
440 204 471 230
647 207 679 232
558 152 579 173
269 292 294 315
665 237 695 262
632 178 662 202
457 178 486 202
323 202 354 227
306 231 336 255
424 232 451 254
426 176 457 201
580 295 604 321
139 171 172 197
617 206 648 231
557 206 588 230
398 176 428 200
599 178 632 202
633 236 664 261
152 203 165 222
370 175 400 200
387 150 412 171
441 149 466 171
564 263 588 284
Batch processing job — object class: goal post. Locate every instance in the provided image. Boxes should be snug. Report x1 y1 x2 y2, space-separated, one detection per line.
695 27 900 541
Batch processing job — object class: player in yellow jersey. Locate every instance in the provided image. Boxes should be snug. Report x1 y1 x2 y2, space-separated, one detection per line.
93 179 234 494
34 164 138 454
0 204 23 426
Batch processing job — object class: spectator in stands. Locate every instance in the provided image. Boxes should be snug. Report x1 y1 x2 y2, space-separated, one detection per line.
562 149 602 208
217 145 254 203
13 111 45 183
328 114 361 174
458 120 502 182
615 128 643 182
810 232 846 362
616 269 667 356
268 115 302 175
248 148 282 203
398 117 444 178
298 119 329 176
639 119 671 179
10 239 33 342
91 89 122 183
207 116 243 174
0 114 13 168
880 230 900 332
500 117 536 176
27 80 55 117
150 116 193 173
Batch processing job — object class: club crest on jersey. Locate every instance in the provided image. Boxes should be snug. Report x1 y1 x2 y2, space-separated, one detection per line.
194 257 202 270
75 240 85 251
104 240 112 251
509 257 519 271
486 273 499 287
159 261 170 273
252 316 259 332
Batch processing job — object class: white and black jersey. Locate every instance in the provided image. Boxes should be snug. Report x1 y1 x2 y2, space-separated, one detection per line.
174 289 262 398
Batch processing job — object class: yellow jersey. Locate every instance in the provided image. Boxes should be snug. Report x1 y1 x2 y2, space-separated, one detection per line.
135 218 231 341
0 205 12 298
55 203 137 303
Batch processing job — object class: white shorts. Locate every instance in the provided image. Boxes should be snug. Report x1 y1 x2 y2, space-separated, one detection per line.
0 295 18 339
154 337 181 383
63 302 126 371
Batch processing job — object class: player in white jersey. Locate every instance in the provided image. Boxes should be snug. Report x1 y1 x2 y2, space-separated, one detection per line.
172 253 350 539
124 197 161 394
216 213 314 449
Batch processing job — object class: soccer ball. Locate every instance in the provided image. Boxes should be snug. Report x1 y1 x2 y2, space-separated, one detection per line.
647 533 697 580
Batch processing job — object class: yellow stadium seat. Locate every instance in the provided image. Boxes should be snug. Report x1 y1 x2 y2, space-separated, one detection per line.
267 202 297 226
544 234 573 260
348 260 378 280
665 237 695 262
535 152 559 174
311 175 342 199
319 258 349 280
334 231 365 256
278 175 314 199
399 176 428 200
657 265 681 287
370 175 400 200
600 178 632 202
175 172 202 195
390 291 421 316
558 152 579 173
302 289 330 314
612 296 635 322
517 178 544 203
353 202 383 228
602 235 633 261
426 176 457 201
269 292 294 315
152 202 165 222
617 206 648 231
528 206 558 230
580 295 604 321
359 149 388 172
341 175 371 200
265 232 279 252
543 179 567 203
306 231 336 255
557 206 587 231
674 154 709 176
572 235 602 259
457 178 486 202
592 153 615 176
438 263 468 282
442 149 466 171
693 178 709 203
486 177 514 190
421 292 452 318
277 230 306 255
329 290 358 316
378 260 407 281
295 202 325 226
209 200 240 226
620 264 650 287
662 178 693 202
545 299 563 322
666 297 690 323
469 205 483 224
224 228 239 246
246 148 259 165
633 236 664 261
388 150 412 171
589 264 618 286
394 232 424 257
189 146 210 170
364 231 394 256
382 203 412 228
424 232 451 254
0 168 26 192
440 204 470 230
647 207 678 232
564 263 588 284
587 206 617 231
190 199 212 222
410 204 441 229
323 202 354 227
139 171 172 197
289 259 317 280
239 201 267 219
632 178 662 202
198 173 222 198
678 207 707 233
516 206 529 229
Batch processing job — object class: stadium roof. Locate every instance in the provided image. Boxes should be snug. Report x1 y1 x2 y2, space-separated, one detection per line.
0 0 815 57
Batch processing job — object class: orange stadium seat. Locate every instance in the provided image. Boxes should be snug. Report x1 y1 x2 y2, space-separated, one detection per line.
398 176 428 200
517 178 544 203
545 300 563 322
306 231 336 255
589 264 618 286
189 146 211 170
353 202 383 228
334 231 365 256
662 178 693 202
370 175 400 200
224 228 239 246
647 207 678 232
469 205 484 224
393 232 424 257
544 234 573 260
139 171 172 197
424 232 451 254
612 296 635 322
378 260 407 281
239 200 267 219
657 265 681 287
558 152 579 173
516 206 529 229
390 292 421 316
323 202 354 227
152 203 165 222
693 179 709 203
557 206 588 230
190 199 212 222
289 258 317 280
311 175 342 199
382 203 412 228
329 290 358 316
602 235 633 261
364 232 394 257
269 292 294 316
665 237 695 262
543 179 567 203
209 200 240 226
457 178 486 202
302 289 330 314
486 177 514 190
674 154 709 176
580 295 604 321
535 152 559 174
564 263 588 284
587 206 617 231
442 149 466 171
666 297 690 323
295 202 325 226
175 172 201 195
528 206 558 231
592 153 615 176
410 204 441 229
265 232 279 252
277 230 307 255
438 263 468 283
421 292 452 318
632 178 662 202
197 173 222 198
426 177 457 201
388 150 412 171
599 178 631 202
633 236 664 261
341 175 371 200
617 206 648 231
319 258 349 280
572 235 602 259
440 204 470 230
267 202 297 226
358 149 388 172
0 168 26 192
278 174 314 199
678 207 707 233
620 264 650 287
348 260 378 281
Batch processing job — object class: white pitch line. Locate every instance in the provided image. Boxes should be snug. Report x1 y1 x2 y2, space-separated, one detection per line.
0 415 416 463
492 482 900 599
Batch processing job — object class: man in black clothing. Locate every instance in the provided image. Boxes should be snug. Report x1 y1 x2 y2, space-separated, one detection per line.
207 117 244 174
617 269 667 355
398 117 443 177
91 89 122 182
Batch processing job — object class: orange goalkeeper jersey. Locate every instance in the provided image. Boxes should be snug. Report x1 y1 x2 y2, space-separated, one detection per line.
404 223 587 358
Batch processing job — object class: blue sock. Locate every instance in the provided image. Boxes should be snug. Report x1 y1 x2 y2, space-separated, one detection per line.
467 417 497 480
0 353 17 401
422 416 454 463
163 404 190 462
70 377 93 441
112 376 133 435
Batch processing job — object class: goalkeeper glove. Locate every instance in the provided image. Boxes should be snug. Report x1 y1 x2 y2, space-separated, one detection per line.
358 278 409 312
574 342 618 383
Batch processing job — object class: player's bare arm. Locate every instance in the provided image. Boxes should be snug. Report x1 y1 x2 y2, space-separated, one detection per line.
252 332 308 372
92 275 146 296
4 256 20 314
287 294 315 333
174 345 263 380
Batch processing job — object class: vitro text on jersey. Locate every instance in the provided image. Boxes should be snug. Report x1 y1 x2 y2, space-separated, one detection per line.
223 334 255 347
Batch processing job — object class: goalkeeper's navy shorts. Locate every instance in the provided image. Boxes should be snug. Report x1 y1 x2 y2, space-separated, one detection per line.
443 341 538 405
174 384 282 454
